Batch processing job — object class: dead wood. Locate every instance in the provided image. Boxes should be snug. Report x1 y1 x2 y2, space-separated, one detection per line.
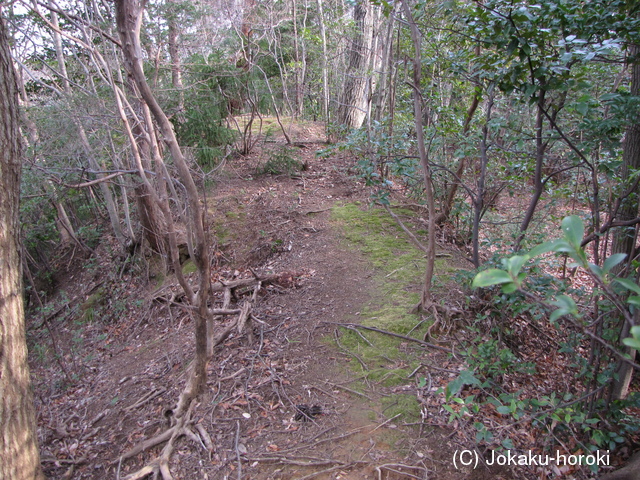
295 462 367 480
124 388 166 412
383 203 428 254
211 271 301 292
324 381 372 400
331 322 454 354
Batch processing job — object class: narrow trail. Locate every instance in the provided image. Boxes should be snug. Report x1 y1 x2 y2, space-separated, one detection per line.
31 133 500 479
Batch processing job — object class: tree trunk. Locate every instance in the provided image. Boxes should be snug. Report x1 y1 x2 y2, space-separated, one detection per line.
316 0 329 137
612 44 640 268
471 93 494 267
611 43 640 400
0 13 45 480
115 0 210 410
167 0 184 112
514 91 547 251
336 0 374 130
49 1 125 245
400 0 436 310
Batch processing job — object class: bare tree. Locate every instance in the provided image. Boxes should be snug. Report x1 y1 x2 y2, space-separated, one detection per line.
0 12 45 480
400 0 436 313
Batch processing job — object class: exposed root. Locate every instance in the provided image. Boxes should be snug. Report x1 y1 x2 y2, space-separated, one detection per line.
116 272 285 480
118 404 206 480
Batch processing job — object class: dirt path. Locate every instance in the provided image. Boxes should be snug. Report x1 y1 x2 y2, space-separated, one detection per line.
30 135 501 479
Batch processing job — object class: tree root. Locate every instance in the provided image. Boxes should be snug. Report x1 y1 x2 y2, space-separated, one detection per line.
118 405 204 480
116 273 273 480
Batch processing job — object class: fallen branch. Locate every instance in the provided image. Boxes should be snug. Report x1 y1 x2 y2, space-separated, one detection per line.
324 381 372 400
244 456 349 467
296 462 367 480
330 322 454 354
383 204 428 254
124 387 166 412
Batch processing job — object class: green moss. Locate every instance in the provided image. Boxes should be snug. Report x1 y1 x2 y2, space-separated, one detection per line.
181 259 198 275
329 203 462 434
381 394 422 423
80 287 105 323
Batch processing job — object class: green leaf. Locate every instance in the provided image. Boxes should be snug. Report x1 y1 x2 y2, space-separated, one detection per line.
550 295 578 322
561 216 584 248
459 369 481 386
472 269 512 288
588 263 603 278
627 296 640 306
502 438 515 449
496 406 512 414
501 282 518 294
623 338 640 351
614 278 640 296
505 255 527 276
603 253 627 273
622 326 640 351
576 102 588 115
527 239 564 258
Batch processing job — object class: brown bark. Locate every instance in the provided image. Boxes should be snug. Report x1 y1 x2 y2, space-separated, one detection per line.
115 0 210 411
435 78 481 224
166 0 184 111
611 43 640 400
336 0 374 130
317 0 329 136
400 0 436 310
612 44 640 267
48 1 125 245
0 13 45 480
514 90 548 251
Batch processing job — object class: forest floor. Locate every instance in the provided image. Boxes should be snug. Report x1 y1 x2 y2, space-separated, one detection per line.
27 122 609 480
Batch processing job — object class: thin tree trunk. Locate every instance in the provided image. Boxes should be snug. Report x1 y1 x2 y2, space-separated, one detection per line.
49 1 125 245
0 13 45 480
514 90 547 251
167 1 184 112
115 0 211 410
316 0 329 138
472 93 494 267
435 74 481 224
400 0 436 310
373 9 396 123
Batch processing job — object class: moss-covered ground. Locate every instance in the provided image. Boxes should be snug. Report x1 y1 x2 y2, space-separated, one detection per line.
330 202 454 423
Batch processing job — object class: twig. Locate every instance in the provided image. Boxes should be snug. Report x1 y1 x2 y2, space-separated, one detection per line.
334 329 368 371
244 456 347 467
382 204 428 253
375 463 426 480
331 322 454 354
274 426 368 455
296 462 365 480
324 381 372 400
234 420 242 480
124 388 166 412
370 413 401 433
